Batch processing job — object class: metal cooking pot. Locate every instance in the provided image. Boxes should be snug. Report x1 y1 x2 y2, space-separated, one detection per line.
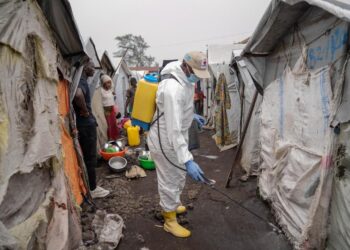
108 157 127 173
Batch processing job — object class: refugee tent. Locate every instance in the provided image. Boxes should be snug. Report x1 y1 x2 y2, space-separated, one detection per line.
229 53 263 177
114 57 132 117
0 0 90 249
206 44 244 150
85 37 103 97
85 39 110 152
101 51 116 76
241 0 350 248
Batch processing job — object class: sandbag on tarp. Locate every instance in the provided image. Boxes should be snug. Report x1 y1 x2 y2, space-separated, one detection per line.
259 57 337 248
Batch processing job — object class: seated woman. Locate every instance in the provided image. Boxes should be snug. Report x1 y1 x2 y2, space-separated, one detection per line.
100 74 120 140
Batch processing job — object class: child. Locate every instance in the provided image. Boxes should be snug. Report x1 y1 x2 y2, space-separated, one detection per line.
100 74 119 140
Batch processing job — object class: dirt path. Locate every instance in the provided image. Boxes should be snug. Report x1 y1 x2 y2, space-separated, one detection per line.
81 131 291 250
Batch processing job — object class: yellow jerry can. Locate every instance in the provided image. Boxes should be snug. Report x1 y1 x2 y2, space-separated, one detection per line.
127 126 140 146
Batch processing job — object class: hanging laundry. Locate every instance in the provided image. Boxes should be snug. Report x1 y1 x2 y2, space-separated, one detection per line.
214 73 233 147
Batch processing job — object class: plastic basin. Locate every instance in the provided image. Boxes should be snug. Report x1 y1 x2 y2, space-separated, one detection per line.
99 149 126 160
138 156 155 170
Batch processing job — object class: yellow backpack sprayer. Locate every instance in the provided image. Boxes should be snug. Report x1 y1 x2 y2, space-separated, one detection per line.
131 74 159 130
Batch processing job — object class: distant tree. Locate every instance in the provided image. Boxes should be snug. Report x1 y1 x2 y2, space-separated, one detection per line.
113 34 156 67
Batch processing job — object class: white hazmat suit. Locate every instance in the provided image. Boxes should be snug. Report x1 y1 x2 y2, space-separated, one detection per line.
147 61 194 212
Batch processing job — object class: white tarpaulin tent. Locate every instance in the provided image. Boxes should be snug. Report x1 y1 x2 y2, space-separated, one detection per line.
0 0 89 249
230 56 263 176
114 57 132 117
85 39 109 151
85 37 102 97
242 0 350 249
207 44 245 150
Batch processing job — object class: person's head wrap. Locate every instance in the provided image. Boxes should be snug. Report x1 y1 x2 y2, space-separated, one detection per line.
101 74 112 84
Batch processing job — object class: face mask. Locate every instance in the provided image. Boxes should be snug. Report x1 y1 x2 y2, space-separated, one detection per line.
185 63 199 83
187 73 199 83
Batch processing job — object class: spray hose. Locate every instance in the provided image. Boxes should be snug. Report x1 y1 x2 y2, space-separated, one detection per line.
156 107 187 172
155 107 282 234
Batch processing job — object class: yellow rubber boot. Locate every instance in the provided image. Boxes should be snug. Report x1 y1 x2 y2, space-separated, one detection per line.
162 211 191 238
176 205 187 214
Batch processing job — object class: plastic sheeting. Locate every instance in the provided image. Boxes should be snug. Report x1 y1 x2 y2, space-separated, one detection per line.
285 0 350 22
114 62 131 117
58 79 87 205
45 165 82 250
101 51 115 77
243 0 350 88
85 38 103 98
0 1 84 248
236 59 262 175
36 0 85 57
259 58 339 248
327 101 350 250
0 5 60 206
85 38 102 70
240 1 350 248
326 58 350 250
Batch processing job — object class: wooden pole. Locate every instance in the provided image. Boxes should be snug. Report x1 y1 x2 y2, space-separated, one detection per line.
225 89 258 188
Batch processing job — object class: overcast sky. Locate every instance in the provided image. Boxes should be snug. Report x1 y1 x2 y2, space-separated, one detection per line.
70 0 271 65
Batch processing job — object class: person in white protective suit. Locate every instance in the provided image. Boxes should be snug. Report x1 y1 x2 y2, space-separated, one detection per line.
147 51 210 238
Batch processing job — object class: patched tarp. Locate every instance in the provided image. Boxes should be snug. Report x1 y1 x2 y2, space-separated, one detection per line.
327 53 350 250
0 0 85 248
36 0 85 57
259 60 336 248
235 59 262 176
58 79 87 205
241 0 350 248
327 123 350 250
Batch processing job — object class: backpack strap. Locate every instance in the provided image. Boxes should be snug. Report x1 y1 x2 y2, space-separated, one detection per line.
160 74 180 83
150 74 180 128
150 111 163 127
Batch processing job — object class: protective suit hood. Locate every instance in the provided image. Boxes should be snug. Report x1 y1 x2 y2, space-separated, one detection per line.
161 61 193 86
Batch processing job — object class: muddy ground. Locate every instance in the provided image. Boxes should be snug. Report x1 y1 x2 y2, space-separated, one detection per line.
81 131 292 250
